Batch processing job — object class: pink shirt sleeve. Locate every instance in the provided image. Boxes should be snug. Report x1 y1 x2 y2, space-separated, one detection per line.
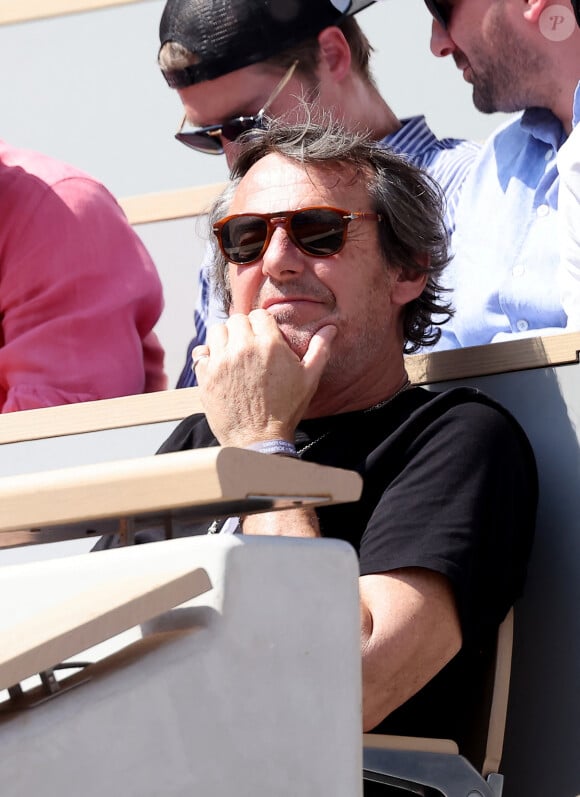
0 174 167 412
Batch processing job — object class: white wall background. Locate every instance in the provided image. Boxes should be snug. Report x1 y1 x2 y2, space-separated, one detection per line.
0 0 515 385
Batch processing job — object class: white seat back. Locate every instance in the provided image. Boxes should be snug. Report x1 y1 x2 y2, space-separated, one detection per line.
0 535 362 797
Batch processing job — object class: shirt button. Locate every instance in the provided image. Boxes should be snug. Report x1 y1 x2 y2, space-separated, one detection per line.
516 319 529 332
512 264 525 277
537 204 550 217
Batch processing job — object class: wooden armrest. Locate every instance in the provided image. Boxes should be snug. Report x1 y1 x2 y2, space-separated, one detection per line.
0 447 363 542
0 388 202 445
363 733 459 755
406 331 580 385
0 565 212 690
121 183 227 225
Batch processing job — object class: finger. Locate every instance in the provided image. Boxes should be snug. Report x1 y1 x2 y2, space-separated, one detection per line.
191 346 210 370
220 314 259 359
301 325 337 379
246 308 282 338
191 347 211 384
206 322 229 352
225 312 255 340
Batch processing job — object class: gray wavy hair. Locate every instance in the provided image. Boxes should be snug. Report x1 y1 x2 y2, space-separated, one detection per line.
208 115 453 352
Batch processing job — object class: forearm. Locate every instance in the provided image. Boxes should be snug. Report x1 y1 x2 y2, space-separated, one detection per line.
359 569 462 732
241 506 321 538
246 513 461 732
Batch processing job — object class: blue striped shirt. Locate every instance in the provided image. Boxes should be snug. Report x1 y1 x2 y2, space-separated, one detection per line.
176 116 478 388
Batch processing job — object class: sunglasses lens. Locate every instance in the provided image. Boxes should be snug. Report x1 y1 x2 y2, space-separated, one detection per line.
220 216 269 264
221 116 263 143
424 0 448 28
216 208 350 264
291 209 346 256
175 131 224 155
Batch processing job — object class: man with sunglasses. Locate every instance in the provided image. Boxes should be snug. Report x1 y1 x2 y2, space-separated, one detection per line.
157 0 479 387
423 0 580 348
156 118 537 783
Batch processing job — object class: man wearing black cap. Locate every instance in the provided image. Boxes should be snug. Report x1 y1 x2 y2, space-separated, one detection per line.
157 0 478 387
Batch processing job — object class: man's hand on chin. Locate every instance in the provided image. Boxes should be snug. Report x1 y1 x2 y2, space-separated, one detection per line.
192 309 337 447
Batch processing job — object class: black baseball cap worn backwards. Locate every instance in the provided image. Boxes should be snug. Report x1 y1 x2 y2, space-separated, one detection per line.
159 0 376 89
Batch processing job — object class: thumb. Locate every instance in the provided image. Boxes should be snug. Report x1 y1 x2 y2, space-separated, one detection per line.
301 325 338 380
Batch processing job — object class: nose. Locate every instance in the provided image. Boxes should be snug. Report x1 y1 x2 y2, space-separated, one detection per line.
260 225 307 281
430 18 456 58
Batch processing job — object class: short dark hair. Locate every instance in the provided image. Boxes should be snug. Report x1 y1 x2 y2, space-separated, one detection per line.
209 115 453 353
264 18 373 83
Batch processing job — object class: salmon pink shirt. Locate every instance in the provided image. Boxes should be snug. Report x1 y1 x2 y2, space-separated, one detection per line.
0 140 166 411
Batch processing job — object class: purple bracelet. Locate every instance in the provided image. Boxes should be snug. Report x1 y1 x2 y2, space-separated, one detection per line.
246 440 298 458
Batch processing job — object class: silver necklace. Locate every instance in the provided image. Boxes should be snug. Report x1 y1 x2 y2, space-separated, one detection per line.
296 377 411 456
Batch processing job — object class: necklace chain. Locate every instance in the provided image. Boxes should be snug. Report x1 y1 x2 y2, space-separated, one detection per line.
296 377 411 456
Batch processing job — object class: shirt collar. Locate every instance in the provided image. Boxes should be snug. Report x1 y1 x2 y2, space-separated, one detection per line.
520 107 567 150
379 115 434 153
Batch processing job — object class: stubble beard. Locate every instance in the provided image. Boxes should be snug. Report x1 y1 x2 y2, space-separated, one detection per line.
273 283 396 390
273 312 322 360
465 17 545 114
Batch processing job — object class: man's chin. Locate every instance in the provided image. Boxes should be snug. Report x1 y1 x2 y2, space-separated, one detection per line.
277 323 315 359
472 92 497 114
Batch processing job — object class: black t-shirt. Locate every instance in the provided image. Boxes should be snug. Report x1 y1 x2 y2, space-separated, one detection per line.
144 386 538 764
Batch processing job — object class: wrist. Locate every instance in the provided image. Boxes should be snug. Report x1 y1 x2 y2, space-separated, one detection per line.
245 439 298 458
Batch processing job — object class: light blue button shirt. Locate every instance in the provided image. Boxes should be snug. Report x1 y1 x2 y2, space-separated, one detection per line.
434 108 568 350
557 81 580 329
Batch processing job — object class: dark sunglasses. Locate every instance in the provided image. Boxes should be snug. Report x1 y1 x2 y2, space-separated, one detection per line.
175 61 298 155
424 0 449 29
212 206 383 266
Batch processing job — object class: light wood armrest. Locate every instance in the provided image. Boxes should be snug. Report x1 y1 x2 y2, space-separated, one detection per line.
0 446 363 540
0 388 201 445
0 565 212 690
363 733 459 755
406 331 580 385
5 334 578 446
120 184 227 225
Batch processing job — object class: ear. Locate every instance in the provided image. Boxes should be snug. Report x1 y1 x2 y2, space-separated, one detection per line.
523 0 549 24
317 26 352 83
390 266 429 308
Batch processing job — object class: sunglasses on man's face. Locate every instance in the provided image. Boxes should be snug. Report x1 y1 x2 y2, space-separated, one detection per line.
212 206 383 266
175 60 299 155
424 0 450 28
175 114 266 155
